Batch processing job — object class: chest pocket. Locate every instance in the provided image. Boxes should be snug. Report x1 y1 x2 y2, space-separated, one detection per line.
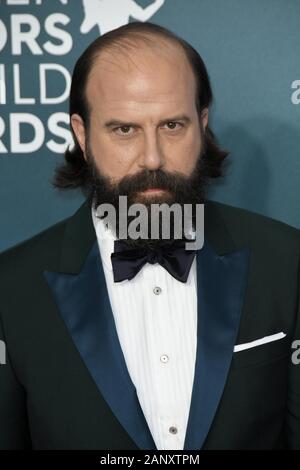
230 335 291 369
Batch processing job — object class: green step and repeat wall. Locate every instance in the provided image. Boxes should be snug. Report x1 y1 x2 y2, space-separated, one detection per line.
0 0 299 252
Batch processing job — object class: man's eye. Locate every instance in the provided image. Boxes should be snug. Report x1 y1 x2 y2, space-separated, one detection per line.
114 126 134 136
165 122 183 131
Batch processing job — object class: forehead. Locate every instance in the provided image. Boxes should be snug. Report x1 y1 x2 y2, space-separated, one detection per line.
85 41 197 118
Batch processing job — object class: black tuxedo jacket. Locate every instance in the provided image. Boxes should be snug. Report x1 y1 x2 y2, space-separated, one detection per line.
0 198 300 450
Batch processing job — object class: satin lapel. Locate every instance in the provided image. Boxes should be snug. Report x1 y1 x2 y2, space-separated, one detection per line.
183 213 251 450
43 200 156 450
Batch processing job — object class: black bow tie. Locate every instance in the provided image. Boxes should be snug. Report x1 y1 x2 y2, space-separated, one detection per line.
111 238 197 283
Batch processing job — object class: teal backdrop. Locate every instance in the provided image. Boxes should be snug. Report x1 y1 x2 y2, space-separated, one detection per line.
0 0 299 252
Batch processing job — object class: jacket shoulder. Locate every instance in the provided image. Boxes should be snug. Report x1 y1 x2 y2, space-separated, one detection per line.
206 199 300 249
0 214 70 274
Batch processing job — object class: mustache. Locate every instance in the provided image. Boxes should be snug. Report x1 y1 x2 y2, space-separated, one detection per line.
114 168 190 195
86 147 209 210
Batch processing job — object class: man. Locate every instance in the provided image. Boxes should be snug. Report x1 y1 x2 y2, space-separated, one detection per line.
0 22 299 450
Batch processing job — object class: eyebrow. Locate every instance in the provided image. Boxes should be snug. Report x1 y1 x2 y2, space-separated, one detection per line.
104 114 191 128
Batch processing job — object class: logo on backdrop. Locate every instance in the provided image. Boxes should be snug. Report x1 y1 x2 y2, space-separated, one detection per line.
80 0 165 36
0 0 165 155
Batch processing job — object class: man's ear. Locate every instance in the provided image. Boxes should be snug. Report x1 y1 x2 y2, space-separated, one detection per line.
201 107 209 130
71 113 86 159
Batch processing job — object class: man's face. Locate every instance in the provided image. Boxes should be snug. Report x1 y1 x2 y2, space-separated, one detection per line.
71 41 208 205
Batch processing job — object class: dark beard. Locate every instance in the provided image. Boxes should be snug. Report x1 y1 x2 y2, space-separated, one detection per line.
83 143 210 250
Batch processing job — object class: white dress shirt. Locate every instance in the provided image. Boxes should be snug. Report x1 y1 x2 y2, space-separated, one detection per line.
91 206 198 450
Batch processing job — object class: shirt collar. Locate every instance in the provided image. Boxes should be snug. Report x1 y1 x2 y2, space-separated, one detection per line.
91 204 116 272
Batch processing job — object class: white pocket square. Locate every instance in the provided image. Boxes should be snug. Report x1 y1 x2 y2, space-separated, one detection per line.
234 332 286 352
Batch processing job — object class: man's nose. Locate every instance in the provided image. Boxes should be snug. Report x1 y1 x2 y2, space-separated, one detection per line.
139 130 165 170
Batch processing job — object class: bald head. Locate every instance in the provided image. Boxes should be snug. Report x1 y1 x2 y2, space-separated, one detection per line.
85 36 199 132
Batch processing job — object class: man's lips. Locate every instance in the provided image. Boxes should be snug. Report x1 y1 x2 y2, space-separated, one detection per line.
139 188 168 193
